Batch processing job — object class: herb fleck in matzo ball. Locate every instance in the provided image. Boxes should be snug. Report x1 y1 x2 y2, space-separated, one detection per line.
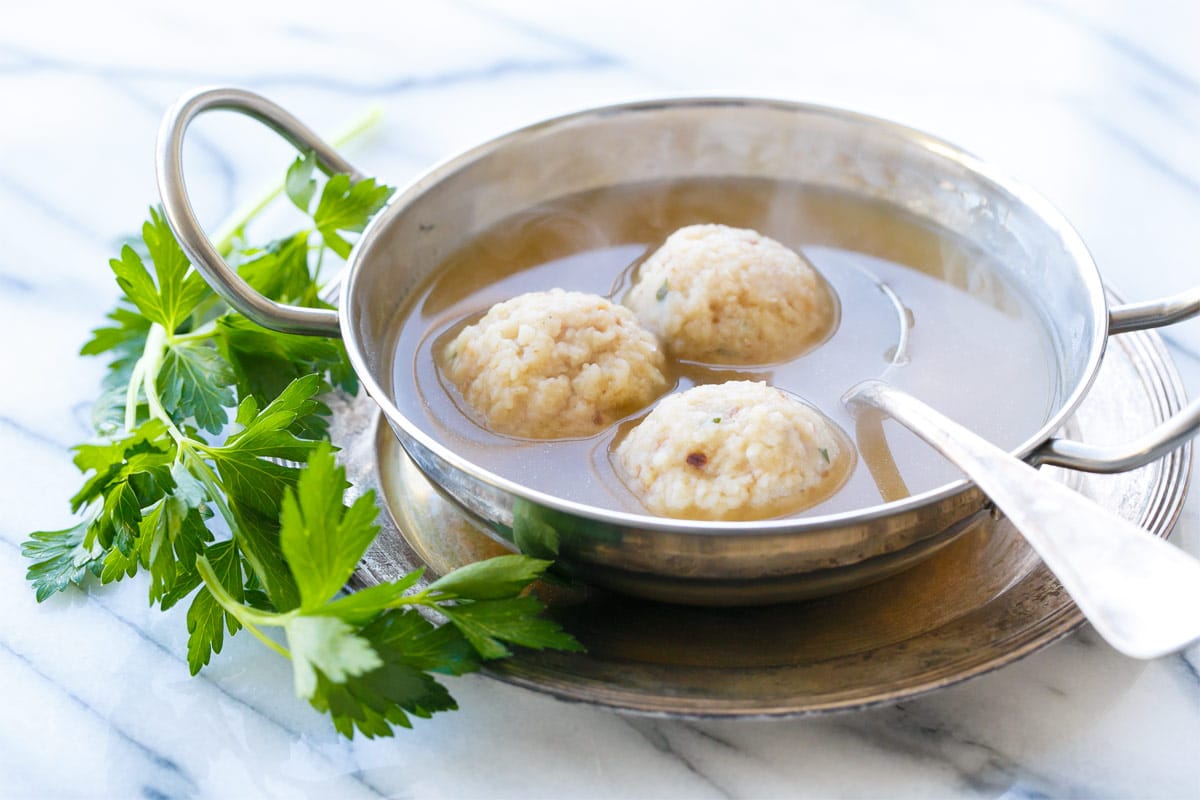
443 289 669 439
614 381 850 520
624 224 835 364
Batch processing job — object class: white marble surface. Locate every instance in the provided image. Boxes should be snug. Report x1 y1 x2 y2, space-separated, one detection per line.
3 1 1200 797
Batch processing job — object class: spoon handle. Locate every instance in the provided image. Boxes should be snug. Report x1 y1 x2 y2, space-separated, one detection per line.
844 379 1200 659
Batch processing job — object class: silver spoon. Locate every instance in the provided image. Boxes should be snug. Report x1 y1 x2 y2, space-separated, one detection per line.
843 379 1200 659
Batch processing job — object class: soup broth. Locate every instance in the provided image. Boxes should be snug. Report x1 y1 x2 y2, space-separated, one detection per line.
389 178 1059 518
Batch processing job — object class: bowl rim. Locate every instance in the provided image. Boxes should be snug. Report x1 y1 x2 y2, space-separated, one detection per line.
340 95 1109 535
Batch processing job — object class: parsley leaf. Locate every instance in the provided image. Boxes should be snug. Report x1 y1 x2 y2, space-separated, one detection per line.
317 570 424 623
223 374 325 462
70 421 177 557
286 615 382 698
109 208 208 333
439 597 584 660
215 315 348 438
428 554 552 601
312 175 393 258
186 540 244 674
157 339 236 434
199 375 327 612
309 612 465 738
285 152 319 214
204 376 323 518
279 441 380 610
142 207 210 331
369 611 478 676
141 465 213 604
109 245 167 327
226 500 301 612
237 233 314 305
22 521 103 602
511 499 561 559
100 538 141 584
81 303 152 360
70 419 172 510
194 445 581 737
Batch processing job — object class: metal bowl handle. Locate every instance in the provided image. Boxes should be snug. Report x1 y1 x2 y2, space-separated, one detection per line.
1108 290 1200 334
1033 399 1200 473
1032 293 1200 472
155 87 358 338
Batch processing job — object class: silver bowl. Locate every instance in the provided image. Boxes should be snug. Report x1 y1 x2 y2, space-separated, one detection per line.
156 88 1200 605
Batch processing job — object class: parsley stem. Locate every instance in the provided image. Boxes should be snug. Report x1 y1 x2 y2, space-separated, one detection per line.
313 241 326 285
243 622 291 660
182 448 237 527
120 320 273 616
210 104 384 257
168 321 218 344
195 556 292 659
123 356 145 432
131 322 283 607
123 324 246 548
122 322 183 440
139 325 189 446
181 447 287 611
382 588 437 609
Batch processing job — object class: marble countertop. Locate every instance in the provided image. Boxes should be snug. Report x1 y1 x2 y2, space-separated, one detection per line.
3 1 1199 797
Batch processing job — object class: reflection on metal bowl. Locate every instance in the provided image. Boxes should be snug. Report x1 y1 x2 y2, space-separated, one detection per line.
159 88 1200 605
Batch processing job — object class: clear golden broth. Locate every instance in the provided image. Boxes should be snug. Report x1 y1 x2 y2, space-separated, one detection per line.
389 178 1059 518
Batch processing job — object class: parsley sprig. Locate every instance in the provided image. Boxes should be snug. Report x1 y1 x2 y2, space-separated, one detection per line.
23 151 581 737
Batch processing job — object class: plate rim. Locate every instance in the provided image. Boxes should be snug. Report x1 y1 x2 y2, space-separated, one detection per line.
348 321 1191 719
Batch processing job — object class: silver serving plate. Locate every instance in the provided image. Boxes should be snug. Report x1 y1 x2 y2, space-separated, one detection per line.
340 315 1189 715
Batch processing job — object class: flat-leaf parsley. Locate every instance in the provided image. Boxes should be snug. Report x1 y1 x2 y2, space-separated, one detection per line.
24 150 580 738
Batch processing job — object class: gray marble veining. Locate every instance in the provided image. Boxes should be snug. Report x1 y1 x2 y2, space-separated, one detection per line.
3 0 1199 797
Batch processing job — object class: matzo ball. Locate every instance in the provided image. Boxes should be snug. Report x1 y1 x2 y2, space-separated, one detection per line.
625 224 835 364
614 381 850 520
443 289 668 438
